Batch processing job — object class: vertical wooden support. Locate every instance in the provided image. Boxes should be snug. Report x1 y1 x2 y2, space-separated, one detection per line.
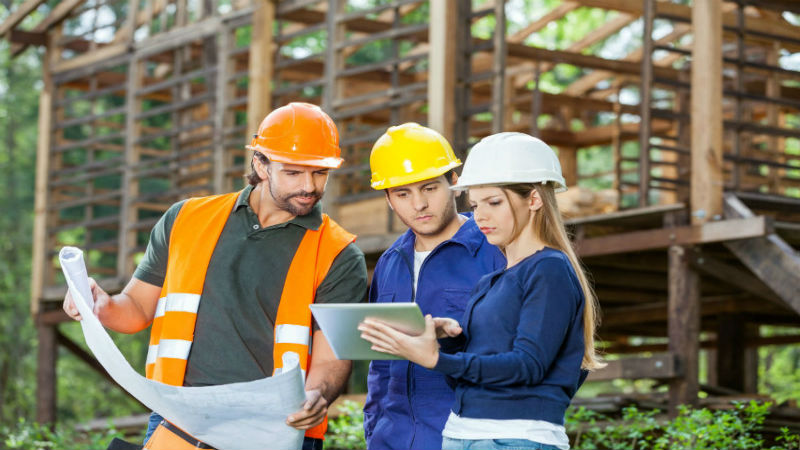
716 313 746 392
675 71 691 206
560 147 578 187
530 61 542 138
30 43 53 316
690 0 723 225
117 59 142 278
612 84 623 205
668 245 700 414
246 0 275 172
428 0 457 141
322 0 346 220
638 0 654 208
766 43 782 194
453 0 473 157
491 0 506 134
36 323 57 424
214 25 230 192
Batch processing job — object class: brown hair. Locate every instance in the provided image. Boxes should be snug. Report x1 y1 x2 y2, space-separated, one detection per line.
246 152 270 186
502 183 605 371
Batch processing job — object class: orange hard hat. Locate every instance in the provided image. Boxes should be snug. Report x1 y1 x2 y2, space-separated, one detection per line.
247 102 343 168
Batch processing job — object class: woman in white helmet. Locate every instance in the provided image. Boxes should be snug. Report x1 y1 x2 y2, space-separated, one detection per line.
359 132 604 450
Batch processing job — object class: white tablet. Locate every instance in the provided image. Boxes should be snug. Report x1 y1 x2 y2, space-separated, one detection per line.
309 303 425 360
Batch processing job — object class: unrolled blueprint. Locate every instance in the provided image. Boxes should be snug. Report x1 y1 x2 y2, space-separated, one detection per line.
59 247 305 450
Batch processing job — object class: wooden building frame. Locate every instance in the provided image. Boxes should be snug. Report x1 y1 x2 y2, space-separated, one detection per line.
2 0 799 424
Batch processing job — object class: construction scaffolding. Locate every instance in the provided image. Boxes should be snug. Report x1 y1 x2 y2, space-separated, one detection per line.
2 0 799 425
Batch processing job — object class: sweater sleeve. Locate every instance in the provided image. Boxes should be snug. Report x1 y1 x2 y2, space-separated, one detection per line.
433 257 582 386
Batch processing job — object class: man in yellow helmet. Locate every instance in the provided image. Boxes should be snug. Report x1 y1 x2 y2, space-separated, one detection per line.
363 123 505 450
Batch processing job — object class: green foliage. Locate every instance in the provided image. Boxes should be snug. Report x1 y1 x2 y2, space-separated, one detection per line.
1 418 125 450
567 401 797 450
326 400 366 450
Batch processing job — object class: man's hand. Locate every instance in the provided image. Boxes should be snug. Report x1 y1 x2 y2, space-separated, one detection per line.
62 277 109 320
286 389 328 430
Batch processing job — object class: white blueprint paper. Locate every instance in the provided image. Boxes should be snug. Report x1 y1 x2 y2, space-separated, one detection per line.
59 247 305 450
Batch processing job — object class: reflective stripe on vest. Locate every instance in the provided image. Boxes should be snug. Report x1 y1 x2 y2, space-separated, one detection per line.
145 190 355 440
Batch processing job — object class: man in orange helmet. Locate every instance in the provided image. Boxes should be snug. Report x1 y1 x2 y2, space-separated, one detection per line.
63 103 367 450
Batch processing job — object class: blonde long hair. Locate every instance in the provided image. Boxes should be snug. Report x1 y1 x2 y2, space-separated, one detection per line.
502 183 605 371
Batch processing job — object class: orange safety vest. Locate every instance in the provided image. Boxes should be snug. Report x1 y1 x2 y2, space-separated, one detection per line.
144 190 355 440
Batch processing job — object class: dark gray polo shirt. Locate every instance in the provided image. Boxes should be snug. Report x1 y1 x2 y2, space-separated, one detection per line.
133 185 367 386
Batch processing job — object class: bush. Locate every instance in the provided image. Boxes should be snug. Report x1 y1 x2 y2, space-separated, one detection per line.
567 400 800 450
326 400 366 450
1 417 125 450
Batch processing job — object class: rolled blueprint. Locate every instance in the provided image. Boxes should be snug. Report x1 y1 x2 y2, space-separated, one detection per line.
59 247 305 450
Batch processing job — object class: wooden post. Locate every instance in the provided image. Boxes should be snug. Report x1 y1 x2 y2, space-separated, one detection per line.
322 0 346 219
716 313 746 392
117 58 142 278
30 43 53 316
491 0 506 133
36 323 57 424
245 0 275 173
428 0 457 141
690 0 723 225
560 146 578 187
668 245 700 414
638 0 654 207
214 26 230 193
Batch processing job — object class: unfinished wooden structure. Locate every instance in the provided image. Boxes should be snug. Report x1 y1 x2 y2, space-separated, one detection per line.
3 0 799 424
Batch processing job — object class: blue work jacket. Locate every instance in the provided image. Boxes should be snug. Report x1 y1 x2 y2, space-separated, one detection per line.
363 214 505 450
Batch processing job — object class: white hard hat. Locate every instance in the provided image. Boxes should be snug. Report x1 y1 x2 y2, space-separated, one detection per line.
451 132 567 192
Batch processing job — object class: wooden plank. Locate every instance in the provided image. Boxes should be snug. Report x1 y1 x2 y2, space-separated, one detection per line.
427 0 456 141
35 323 57 424
9 29 46 46
52 42 127 74
638 0 654 207
509 1 578 43
490 0 506 133
716 314 746 393
576 216 770 258
688 250 783 305
30 45 53 315
246 0 275 174
691 0 723 225
586 353 679 382
0 0 46 39
10 0 84 57
668 245 700 413
723 195 800 315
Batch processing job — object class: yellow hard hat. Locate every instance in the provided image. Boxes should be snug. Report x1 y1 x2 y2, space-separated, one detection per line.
369 123 462 190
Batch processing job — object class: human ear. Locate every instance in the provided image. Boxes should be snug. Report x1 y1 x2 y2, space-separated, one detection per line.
529 190 543 212
384 191 394 211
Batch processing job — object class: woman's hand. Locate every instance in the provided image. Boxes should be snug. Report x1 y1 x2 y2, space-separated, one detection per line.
432 317 462 338
358 315 440 369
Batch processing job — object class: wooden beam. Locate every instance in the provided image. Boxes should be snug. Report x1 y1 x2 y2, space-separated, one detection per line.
246 0 275 170
427 0 457 141
35 323 57 424
509 1 578 43
691 0 723 225
716 314 747 393
723 194 800 314
668 245 700 413
30 44 53 315
688 250 783 305
52 42 128 74
10 0 84 57
0 0 46 39
576 216 770 258
586 353 679 382
491 0 506 133
9 29 46 46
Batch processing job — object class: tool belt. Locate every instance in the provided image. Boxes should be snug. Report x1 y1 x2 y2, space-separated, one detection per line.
142 420 216 450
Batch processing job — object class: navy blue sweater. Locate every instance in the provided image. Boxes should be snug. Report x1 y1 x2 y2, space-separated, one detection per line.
434 247 588 425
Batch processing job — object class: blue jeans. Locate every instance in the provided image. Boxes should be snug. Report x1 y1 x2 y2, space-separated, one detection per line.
143 412 323 450
442 437 562 450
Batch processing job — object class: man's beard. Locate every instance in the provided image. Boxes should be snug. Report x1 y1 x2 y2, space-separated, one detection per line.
269 180 323 216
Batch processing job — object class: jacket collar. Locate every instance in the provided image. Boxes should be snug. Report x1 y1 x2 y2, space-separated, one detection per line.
390 213 487 257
